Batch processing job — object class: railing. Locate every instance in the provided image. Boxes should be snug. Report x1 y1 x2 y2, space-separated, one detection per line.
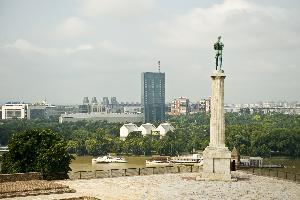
240 167 300 182
70 165 201 180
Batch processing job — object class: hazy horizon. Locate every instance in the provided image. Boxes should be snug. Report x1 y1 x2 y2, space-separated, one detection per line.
0 98 299 106
1 0 299 104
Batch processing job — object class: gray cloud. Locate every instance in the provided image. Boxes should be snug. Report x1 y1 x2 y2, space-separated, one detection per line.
4 38 94 55
78 0 155 18
53 17 93 39
0 0 299 104
153 0 300 103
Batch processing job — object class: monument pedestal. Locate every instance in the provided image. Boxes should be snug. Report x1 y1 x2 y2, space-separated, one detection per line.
201 146 232 181
197 69 235 181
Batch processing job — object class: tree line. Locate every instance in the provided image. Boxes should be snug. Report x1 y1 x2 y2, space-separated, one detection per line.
0 112 300 157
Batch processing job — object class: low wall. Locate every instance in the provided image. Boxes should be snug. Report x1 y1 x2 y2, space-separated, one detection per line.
70 165 201 180
240 167 300 182
0 172 42 183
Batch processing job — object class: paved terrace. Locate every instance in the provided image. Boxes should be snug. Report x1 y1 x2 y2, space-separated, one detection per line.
5 171 299 200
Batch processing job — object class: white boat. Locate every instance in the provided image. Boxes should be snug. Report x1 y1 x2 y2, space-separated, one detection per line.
92 155 127 164
170 154 203 165
145 156 173 167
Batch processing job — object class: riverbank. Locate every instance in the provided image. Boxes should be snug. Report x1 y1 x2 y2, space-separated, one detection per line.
5 171 299 200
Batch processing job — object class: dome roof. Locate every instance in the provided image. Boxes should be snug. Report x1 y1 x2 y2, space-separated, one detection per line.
231 147 239 157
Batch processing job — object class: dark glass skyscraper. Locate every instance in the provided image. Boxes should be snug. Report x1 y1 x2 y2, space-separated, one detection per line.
141 72 165 123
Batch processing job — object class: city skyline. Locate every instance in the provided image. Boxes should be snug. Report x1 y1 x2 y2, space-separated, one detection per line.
1 0 300 104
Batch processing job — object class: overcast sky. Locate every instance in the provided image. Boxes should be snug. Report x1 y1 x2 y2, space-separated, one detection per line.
0 0 299 104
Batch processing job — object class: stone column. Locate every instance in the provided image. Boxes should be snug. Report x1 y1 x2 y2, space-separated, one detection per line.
209 70 226 148
200 69 232 181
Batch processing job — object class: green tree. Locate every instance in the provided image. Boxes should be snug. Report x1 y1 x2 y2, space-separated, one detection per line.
124 132 144 155
1 112 300 157
85 138 100 156
67 140 80 154
1 129 74 180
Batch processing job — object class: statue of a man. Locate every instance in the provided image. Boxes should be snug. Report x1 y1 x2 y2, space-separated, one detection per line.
214 36 224 70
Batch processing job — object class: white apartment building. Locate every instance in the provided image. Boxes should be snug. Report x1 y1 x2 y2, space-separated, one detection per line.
120 123 139 140
59 112 144 123
155 123 175 137
138 123 156 136
119 123 175 139
171 97 190 115
1 103 28 119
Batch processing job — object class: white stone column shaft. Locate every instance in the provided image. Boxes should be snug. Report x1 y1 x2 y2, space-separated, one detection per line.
209 70 226 148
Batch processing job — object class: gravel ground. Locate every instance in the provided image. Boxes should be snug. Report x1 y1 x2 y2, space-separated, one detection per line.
0 180 69 193
4 171 300 200
0 180 75 198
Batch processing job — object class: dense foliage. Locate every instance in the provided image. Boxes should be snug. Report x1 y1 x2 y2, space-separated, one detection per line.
169 113 300 157
0 113 300 157
1 129 73 179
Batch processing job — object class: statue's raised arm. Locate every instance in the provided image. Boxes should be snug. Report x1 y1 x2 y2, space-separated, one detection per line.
214 36 224 71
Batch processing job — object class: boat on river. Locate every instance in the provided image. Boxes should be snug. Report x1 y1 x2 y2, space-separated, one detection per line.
92 155 127 164
170 154 203 165
262 164 284 168
146 156 173 167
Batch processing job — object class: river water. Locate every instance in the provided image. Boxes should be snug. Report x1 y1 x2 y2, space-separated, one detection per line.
70 156 300 174
70 156 151 172
263 157 300 174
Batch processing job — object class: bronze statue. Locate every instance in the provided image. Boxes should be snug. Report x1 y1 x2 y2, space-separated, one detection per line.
214 36 224 70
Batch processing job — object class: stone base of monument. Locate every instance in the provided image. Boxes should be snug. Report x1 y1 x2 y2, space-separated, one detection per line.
196 146 237 181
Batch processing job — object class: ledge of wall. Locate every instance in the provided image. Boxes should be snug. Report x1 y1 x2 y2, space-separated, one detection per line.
0 172 42 182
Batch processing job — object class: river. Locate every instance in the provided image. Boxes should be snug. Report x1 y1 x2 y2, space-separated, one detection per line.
70 156 300 174
263 157 300 174
70 156 151 172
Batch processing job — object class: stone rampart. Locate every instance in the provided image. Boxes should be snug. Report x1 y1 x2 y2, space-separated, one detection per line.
0 172 42 182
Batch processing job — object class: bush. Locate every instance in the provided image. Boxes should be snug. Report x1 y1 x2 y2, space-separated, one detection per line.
1 129 74 180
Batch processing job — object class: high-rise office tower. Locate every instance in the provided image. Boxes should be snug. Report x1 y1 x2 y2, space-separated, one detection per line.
141 72 165 123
